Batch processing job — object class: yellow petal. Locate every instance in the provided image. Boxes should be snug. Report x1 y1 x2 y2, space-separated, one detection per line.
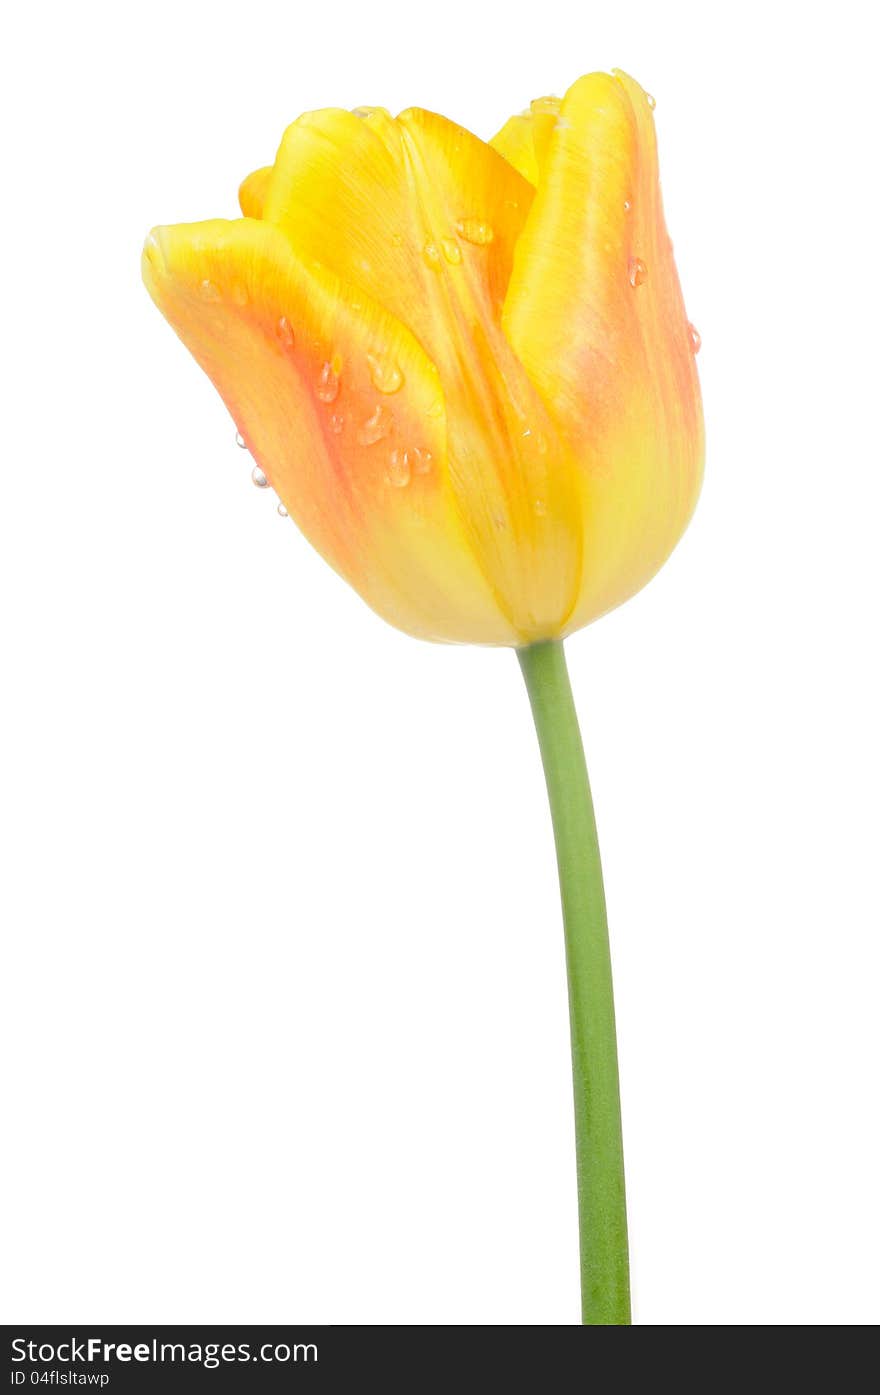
142 217 514 643
503 71 704 632
489 114 538 185
262 106 530 354
258 106 581 639
490 96 566 186
238 166 273 219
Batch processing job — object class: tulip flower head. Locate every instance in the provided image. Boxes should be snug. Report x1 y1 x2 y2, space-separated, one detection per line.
143 70 703 645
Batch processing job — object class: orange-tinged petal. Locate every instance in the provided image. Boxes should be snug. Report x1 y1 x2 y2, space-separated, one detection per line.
503 71 704 632
238 166 273 219
142 217 515 643
258 106 581 639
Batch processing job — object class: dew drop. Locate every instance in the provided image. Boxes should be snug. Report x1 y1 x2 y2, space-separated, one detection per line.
688 322 702 354
646 92 656 110
422 241 442 269
199 279 221 302
441 238 462 265
410 447 433 475
532 95 561 114
251 465 269 488
276 315 295 349
235 431 248 450
386 448 411 488
623 199 632 213
456 218 494 246
628 256 647 288
277 501 288 517
352 106 374 119
367 353 404 394
534 498 548 518
316 361 340 403
330 413 345 434
358 404 392 446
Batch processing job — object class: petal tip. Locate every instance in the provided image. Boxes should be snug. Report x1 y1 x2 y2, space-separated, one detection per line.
141 227 170 298
239 166 273 219
608 68 657 116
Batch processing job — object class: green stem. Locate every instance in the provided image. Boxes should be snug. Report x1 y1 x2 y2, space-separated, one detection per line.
517 639 631 1325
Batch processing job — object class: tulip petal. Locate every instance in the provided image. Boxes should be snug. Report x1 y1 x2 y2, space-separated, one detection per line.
261 106 532 355
503 71 704 631
490 97 565 185
238 166 273 219
142 217 515 643
490 114 538 185
256 106 580 638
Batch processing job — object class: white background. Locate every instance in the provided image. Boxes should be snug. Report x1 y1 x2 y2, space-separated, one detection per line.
2 0 878 1327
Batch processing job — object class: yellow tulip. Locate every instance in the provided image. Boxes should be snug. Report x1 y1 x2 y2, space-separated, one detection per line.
142 70 706 1324
143 69 703 647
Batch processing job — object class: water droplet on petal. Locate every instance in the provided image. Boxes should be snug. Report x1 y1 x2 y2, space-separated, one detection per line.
200 279 221 302
386 448 411 487
688 322 702 354
352 106 374 119
276 315 295 349
456 218 494 246
367 353 404 394
277 501 288 517
330 414 345 434
623 199 632 213
534 499 548 517
316 361 340 403
422 241 442 269
628 256 647 288
410 447 433 475
358 404 392 446
427 399 444 419
646 92 656 110
532 95 561 114
251 465 268 488
235 431 248 450
441 238 462 265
